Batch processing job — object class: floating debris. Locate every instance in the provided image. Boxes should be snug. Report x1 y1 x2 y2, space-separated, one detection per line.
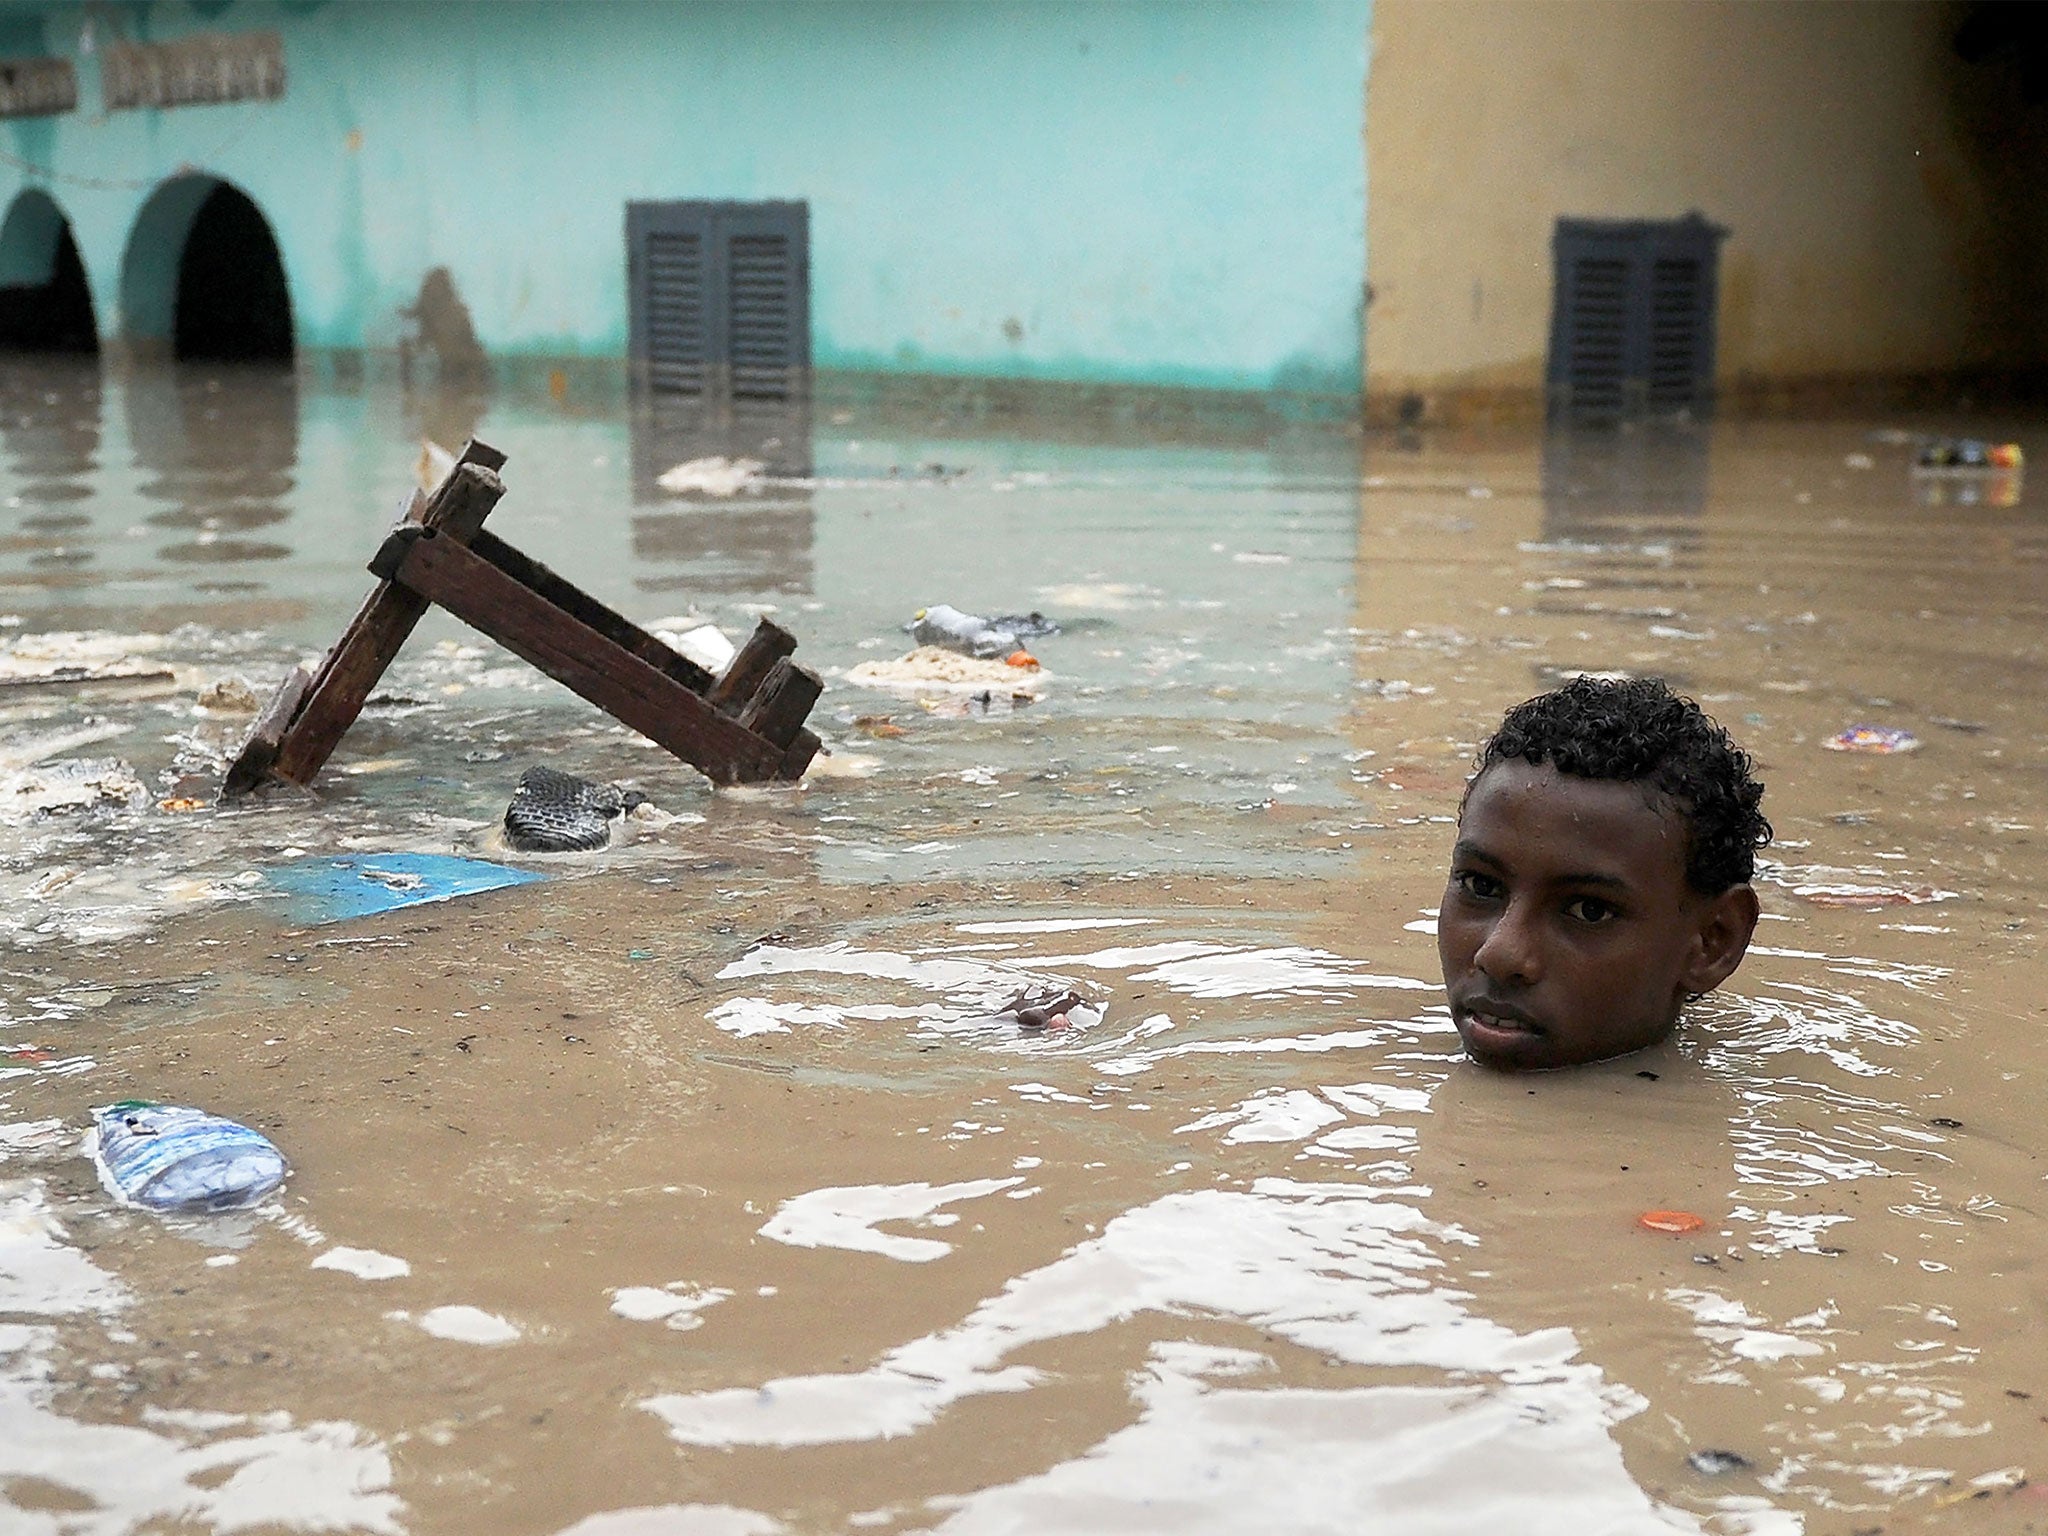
1687 1449 1753 1476
262 852 546 923
93 1102 288 1214
844 645 1050 697
1793 883 1954 909
195 676 262 713
994 987 1105 1033
905 604 1060 660
647 619 737 677
1824 725 1920 755
416 436 458 493
227 441 821 794
1354 678 1436 699
0 629 179 694
1914 439 2023 471
502 766 645 853
656 455 766 497
1637 1210 1706 1234
0 758 147 822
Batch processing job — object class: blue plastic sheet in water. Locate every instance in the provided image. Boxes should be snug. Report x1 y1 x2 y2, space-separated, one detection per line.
263 853 546 924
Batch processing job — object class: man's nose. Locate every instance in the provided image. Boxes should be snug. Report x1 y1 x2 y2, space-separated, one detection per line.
1473 899 1542 986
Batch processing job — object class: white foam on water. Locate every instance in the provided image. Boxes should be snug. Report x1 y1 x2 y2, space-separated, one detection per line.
0 1182 128 1317
717 941 1021 995
759 1178 1025 1263
711 943 1115 1049
640 1177 1737 1531
311 1246 411 1281
0 1119 71 1162
1033 581 1160 611
554 1506 786 1536
956 917 1158 935
1175 1088 1347 1145
1174 1081 1434 1152
611 1284 733 1330
1095 1021 1440 1078
922 1341 1696 1536
1063 942 1434 998
707 999 925 1038
1008 1082 1091 1105
406 1305 520 1345
0 1179 404 1533
0 1373 407 1536
708 999 844 1038
1665 1288 1827 1364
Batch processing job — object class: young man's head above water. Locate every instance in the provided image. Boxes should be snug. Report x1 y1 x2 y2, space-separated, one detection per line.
1439 676 1770 1071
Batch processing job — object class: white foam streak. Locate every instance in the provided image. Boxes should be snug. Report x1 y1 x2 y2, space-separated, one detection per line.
759 1179 1024 1263
957 918 1158 935
611 1285 732 1330
927 1342 1698 1536
645 1181 1607 1454
408 1305 520 1345
0 1181 403 1534
310 1246 410 1281
1066 943 1434 998
554 1508 786 1536
717 942 1014 993
0 1183 127 1317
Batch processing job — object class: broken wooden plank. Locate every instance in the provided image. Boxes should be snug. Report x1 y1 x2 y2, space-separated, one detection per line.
707 617 796 714
736 655 824 750
224 434 824 797
0 667 176 694
776 726 822 781
220 663 311 799
455 437 508 474
261 461 506 787
466 530 717 694
388 529 785 784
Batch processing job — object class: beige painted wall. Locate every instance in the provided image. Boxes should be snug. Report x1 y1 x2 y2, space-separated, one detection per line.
1364 0 2034 409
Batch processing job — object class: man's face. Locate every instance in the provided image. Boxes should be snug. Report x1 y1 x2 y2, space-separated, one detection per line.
1437 758 1757 1070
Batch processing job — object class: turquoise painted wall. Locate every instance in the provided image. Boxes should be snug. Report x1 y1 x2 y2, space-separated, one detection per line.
0 0 1371 395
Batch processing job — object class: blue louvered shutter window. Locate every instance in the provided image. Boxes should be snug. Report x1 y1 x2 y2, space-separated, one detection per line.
1547 213 1725 424
628 200 809 402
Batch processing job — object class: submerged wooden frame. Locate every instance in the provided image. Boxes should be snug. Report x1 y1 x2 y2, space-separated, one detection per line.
224 438 821 798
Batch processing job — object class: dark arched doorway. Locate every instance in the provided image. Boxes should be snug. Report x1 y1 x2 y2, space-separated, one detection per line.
174 182 292 362
0 190 98 354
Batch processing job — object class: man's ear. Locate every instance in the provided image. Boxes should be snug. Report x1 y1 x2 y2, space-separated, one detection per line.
1684 883 1760 995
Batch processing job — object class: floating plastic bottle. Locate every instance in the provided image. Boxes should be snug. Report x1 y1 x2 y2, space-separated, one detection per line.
905 605 1061 659
907 604 1021 659
92 1102 288 1213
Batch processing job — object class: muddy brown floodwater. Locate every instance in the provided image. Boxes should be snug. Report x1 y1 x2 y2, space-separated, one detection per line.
3 359 2048 1534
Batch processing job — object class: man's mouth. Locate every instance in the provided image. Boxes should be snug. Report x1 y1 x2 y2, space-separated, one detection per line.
1455 997 1544 1039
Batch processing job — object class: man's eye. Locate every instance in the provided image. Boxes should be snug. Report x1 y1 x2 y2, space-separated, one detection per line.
1452 870 1502 900
1564 896 1617 924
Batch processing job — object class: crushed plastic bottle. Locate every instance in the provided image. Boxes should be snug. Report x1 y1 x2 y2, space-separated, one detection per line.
905 605 1060 659
92 1101 288 1213
906 604 1020 659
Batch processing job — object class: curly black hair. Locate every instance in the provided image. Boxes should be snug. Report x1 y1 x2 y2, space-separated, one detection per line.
1466 675 1772 892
